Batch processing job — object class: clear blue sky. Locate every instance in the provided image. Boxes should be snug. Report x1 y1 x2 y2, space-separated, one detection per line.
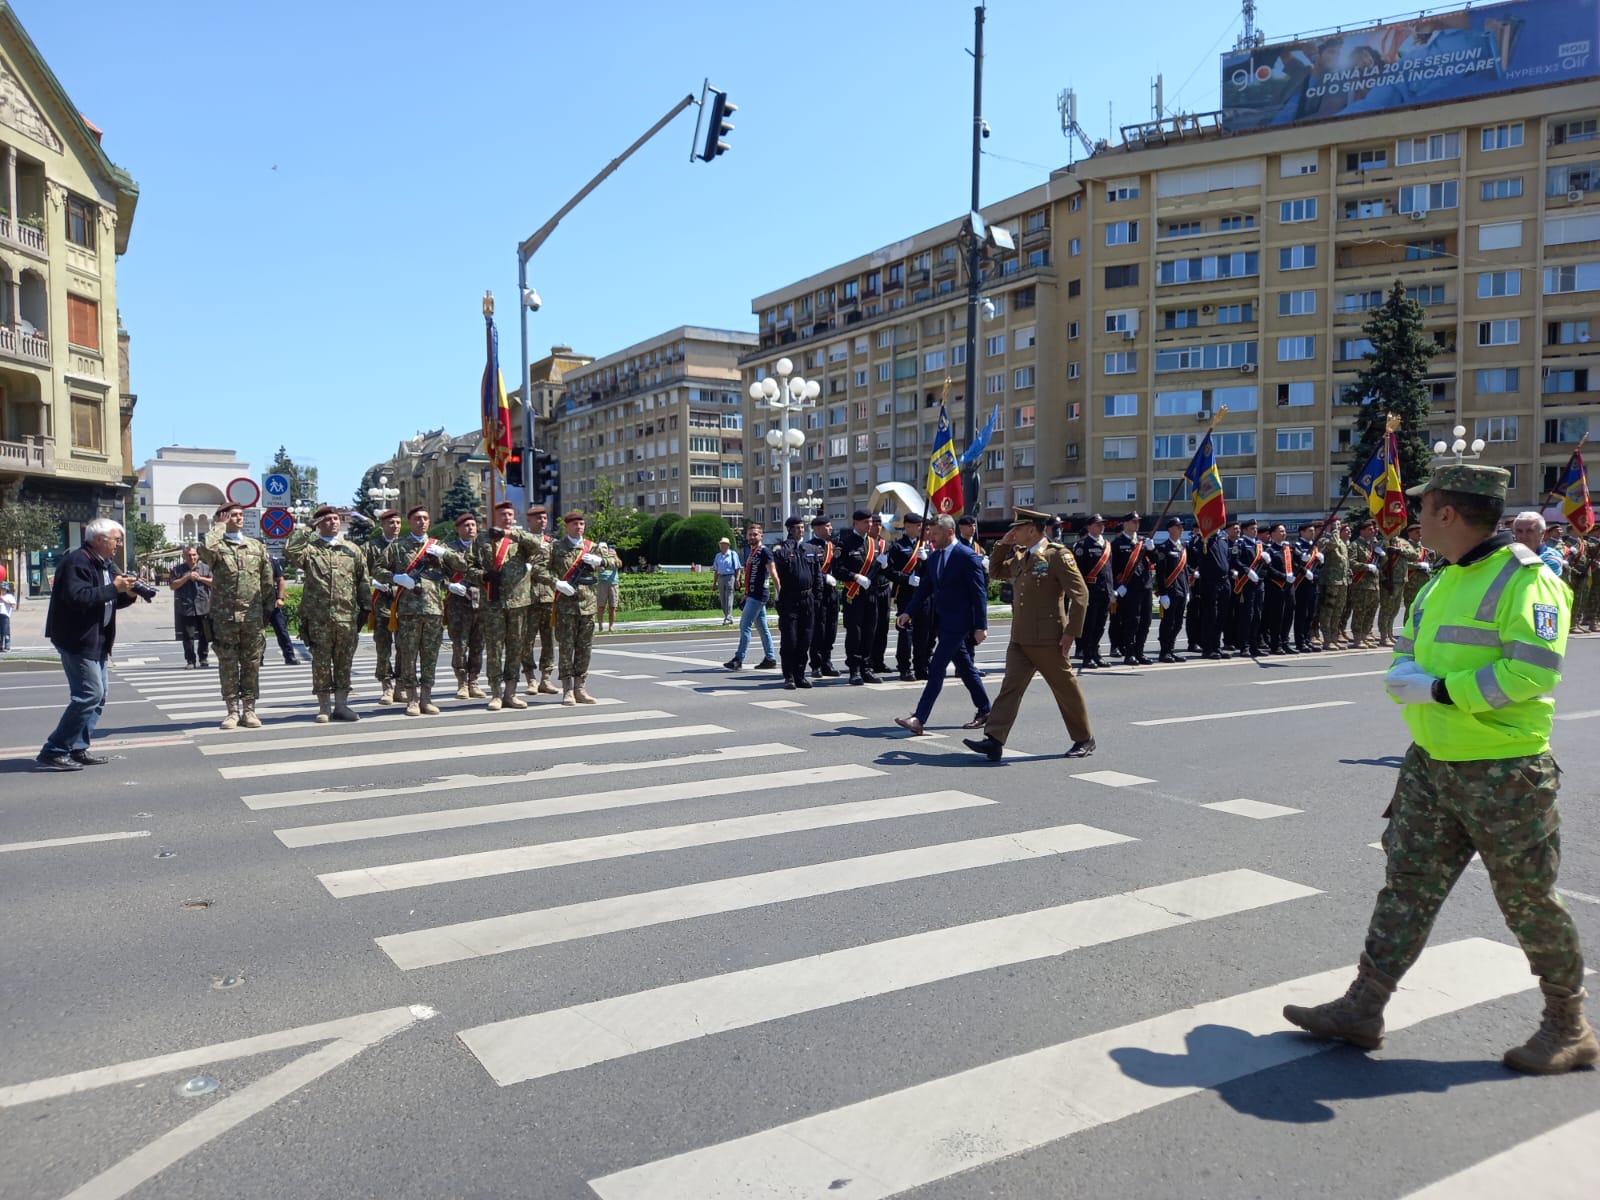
24 0 1347 503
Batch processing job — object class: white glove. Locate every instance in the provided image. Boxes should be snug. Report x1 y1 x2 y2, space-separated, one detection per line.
1374 548 1387 560
447 582 467 597
582 552 602 566
555 580 577 597
824 573 837 588
1305 571 1315 583
1384 661 1438 705
1143 539 1155 552
597 542 608 550
875 553 889 567
855 574 872 589
1419 562 1433 573
1157 594 1171 611
373 582 392 593
918 545 930 560
1247 569 1259 583
1115 585 1128 598
392 573 416 589
424 543 445 560
908 574 921 587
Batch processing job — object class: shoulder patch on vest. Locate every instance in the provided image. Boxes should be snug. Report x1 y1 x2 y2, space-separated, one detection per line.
1533 604 1560 641
1509 543 1542 567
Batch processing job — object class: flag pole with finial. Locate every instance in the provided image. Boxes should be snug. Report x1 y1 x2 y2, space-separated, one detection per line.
483 290 500 519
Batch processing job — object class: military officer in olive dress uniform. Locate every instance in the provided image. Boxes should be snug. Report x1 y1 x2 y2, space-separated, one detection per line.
548 511 622 705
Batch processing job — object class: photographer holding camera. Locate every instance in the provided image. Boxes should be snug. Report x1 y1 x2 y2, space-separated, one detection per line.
37 517 141 772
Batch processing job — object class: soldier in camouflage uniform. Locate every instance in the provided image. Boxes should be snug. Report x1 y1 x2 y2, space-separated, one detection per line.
1560 526 1589 626
548 510 621 705
1314 519 1350 650
284 506 370 723
1345 517 1385 647
1583 531 1600 631
198 503 275 730
1375 527 1419 646
1399 519 1435 625
365 509 403 704
1286 464 1595 1074
520 504 560 695
374 506 472 717
469 500 550 711
443 512 486 700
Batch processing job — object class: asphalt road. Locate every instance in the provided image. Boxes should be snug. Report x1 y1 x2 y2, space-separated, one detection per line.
2 596 1598 1200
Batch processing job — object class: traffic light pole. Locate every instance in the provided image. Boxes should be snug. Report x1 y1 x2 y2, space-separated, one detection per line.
516 92 698 506
960 4 984 516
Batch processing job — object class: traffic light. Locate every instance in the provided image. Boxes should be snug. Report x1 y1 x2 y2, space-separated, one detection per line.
504 450 524 489
540 458 561 510
698 87 736 162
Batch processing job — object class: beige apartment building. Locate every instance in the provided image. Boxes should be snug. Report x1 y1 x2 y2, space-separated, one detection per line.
744 76 1597 525
370 428 488 520
0 3 139 591
554 326 756 523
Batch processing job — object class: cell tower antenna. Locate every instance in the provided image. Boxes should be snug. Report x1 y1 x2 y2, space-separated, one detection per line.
1057 88 1099 163
1235 0 1265 50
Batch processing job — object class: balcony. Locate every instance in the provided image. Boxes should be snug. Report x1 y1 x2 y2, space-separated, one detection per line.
0 433 52 473
0 214 46 257
0 325 48 366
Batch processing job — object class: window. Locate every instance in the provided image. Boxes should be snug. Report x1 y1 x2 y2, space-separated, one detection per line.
1476 319 1520 346
1215 303 1253 325
1067 362 1081 379
1154 390 1202 417
985 373 1006 395
1479 221 1522 251
1213 431 1256 457
828 435 848 457
1340 337 1375 361
1474 416 1518 442
1103 393 1138 418
1278 244 1317 271
1068 279 1081 298
1069 237 1082 256
1151 435 1194 459
1553 118 1598 145
1476 367 1520 394
1221 474 1257 501
1014 325 1036 350
923 349 945 372
951 344 966 365
1156 161 1262 196
1548 320 1592 346
1477 271 1521 298
894 355 916 380
1406 239 1449 260
1103 351 1138 375
1546 213 1600 246
1217 214 1255 231
66 195 95 249
1154 340 1257 372
1106 220 1140 246
1481 123 1523 151
1067 401 1082 420
1344 197 1392 219
1280 150 1318 177
1014 405 1036 428
877 329 895 348
1275 472 1314 496
1156 251 1259 285
1481 176 1523 201
1014 287 1036 310
1106 179 1140 202
1396 133 1459 165
1163 220 1202 239
1013 366 1036 389
1277 290 1316 317
854 369 868 387
1277 335 1315 362
1102 478 1137 503
1277 428 1314 451
1544 262 1600 294
1068 195 1082 212
1104 265 1139 288
1408 284 1447 307
1345 148 1387 171
1105 310 1138 334
70 396 102 453
1152 479 1192 503
1398 180 1458 213
1277 381 1315 407
1103 436 1137 460
1279 197 1317 223
1547 162 1598 196
1545 417 1590 445
1544 369 1593 395
985 334 1005 356
1068 321 1080 339
1164 309 1199 329
876 363 891 383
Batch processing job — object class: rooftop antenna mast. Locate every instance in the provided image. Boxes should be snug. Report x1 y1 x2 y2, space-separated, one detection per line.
1235 0 1265 50
1057 88 1099 163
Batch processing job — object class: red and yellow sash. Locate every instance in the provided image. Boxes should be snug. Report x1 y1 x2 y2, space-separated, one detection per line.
1085 540 1112 584
1232 543 1264 595
1274 544 1292 588
388 537 436 632
1162 546 1188 590
1115 540 1143 587
844 536 882 601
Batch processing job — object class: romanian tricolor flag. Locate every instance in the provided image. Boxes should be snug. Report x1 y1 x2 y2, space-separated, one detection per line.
1376 431 1408 537
481 312 514 475
928 403 963 515
1555 451 1594 535
1183 432 1227 537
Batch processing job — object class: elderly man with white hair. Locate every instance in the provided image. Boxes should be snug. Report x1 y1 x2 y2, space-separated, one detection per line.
38 517 140 771
1511 511 1565 577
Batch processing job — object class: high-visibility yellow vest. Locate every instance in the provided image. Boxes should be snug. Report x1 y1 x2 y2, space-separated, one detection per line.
1393 541 1569 761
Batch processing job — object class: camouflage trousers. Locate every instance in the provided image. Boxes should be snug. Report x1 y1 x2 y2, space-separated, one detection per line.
1365 744 1583 991
556 602 595 680
1376 586 1405 641
212 618 265 703
1583 577 1600 627
522 601 556 677
1348 586 1380 643
1316 583 1348 647
482 605 530 688
372 609 396 684
445 596 483 680
306 618 358 694
395 613 444 692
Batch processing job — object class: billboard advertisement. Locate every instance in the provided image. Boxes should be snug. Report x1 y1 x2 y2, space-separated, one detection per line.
1220 0 1599 132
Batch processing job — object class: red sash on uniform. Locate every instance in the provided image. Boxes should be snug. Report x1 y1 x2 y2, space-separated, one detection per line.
1275 544 1292 588
1115 540 1144 587
1162 547 1188 590
1085 540 1112 584
844 537 882 601
482 530 515 602
1232 544 1264 595
388 537 436 633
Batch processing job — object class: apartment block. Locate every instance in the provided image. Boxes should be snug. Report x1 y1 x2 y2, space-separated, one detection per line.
554 326 755 522
371 429 487 520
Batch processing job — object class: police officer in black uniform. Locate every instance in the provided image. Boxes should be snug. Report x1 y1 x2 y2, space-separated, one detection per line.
1229 517 1266 657
1292 520 1322 652
838 509 887 685
1259 522 1297 655
869 514 894 674
1196 523 1233 660
807 515 841 678
1109 511 1155 666
1071 514 1114 669
773 516 821 690
888 513 932 681
1152 516 1191 663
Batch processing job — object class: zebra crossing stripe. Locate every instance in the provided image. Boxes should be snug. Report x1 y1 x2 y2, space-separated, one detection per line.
216 715 675 780
383 823 1137 971
317 790 979 899
242 744 802 811
585 938 1535 1200
1397 1108 1600 1199
198 703 631 756
276 764 879 847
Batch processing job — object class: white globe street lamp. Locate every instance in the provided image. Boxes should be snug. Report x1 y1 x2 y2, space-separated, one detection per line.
367 473 400 509
1432 424 1486 462
748 357 819 519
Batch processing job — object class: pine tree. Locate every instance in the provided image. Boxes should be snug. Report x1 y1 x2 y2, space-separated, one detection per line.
1345 279 1439 491
440 471 480 522
351 468 380 520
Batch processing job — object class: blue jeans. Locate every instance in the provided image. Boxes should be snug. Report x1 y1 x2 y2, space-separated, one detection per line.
735 597 774 662
912 627 990 724
43 651 109 755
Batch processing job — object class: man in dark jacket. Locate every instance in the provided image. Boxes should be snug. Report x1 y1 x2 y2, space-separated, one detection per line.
39 518 139 771
169 545 212 667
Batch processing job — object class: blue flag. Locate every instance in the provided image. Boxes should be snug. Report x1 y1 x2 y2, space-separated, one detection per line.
958 405 1000 468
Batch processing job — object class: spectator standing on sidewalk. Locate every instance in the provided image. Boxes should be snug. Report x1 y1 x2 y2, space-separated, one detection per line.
263 555 299 665
713 537 740 626
0 581 15 651
169 545 212 668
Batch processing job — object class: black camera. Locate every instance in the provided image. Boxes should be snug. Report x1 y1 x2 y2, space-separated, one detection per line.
127 577 157 602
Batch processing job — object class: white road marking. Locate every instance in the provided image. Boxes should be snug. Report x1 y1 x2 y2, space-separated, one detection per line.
800 711 866 722
318 790 982 899
1559 888 1600 906
586 939 1535 1200
1253 670 1385 686
461 869 1308 1084
383 823 1136 971
0 700 148 712
0 830 151 854
242 743 800 810
1132 700 1352 727
595 648 729 668
1202 798 1302 819
751 700 804 710
1070 770 1154 788
0 734 190 760
198 703 627 756
1554 708 1600 721
276 764 880 847
1398 1108 1600 1199
217 715 676 780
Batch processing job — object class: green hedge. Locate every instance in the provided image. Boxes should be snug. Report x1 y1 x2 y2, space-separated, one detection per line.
616 574 717 608
284 584 304 635
659 587 719 611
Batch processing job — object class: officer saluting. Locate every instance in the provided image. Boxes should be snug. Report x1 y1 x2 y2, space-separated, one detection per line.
772 516 822 689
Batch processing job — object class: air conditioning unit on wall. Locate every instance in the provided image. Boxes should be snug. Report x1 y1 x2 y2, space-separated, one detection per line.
1570 190 1586 202
1409 210 1427 221
1240 362 1258 373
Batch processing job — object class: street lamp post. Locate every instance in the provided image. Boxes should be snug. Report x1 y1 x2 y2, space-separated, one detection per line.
749 357 819 522
367 473 400 511
796 488 823 520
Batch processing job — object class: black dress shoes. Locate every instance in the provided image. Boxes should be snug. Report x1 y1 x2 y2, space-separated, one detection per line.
861 669 883 684
724 658 742 670
819 664 840 677
71 749 109 765
35 752 82 772
795 676 813 689
849 671 864 686
755 658 777 670
1064 738 1097 759
962 736 1004 761
783 679 797 690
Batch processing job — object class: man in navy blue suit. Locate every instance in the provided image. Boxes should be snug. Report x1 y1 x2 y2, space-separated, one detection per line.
894 515 990 735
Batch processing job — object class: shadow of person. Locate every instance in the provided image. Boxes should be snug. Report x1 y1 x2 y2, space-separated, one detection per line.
1109 1023 1511 1123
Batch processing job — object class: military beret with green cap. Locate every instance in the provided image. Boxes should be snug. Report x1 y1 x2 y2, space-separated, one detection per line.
1405 463 1510 501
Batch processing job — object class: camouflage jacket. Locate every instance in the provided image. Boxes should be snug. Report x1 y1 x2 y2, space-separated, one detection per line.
285 529 370 626
547 537 622 617
1404 543 1436 600
467 528 550 610
1380 536 1419 592
1349 536 1384 590
1315 534 1350 586
526 533 557 604
375 533 473 617
198 529 274 625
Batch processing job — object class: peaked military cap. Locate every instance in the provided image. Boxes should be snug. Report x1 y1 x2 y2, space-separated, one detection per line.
1009 506 1052 529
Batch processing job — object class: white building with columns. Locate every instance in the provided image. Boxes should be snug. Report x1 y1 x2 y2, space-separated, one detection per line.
136 446 250 546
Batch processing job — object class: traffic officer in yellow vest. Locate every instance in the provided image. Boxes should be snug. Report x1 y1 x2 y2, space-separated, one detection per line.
1285 464 1595 1074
